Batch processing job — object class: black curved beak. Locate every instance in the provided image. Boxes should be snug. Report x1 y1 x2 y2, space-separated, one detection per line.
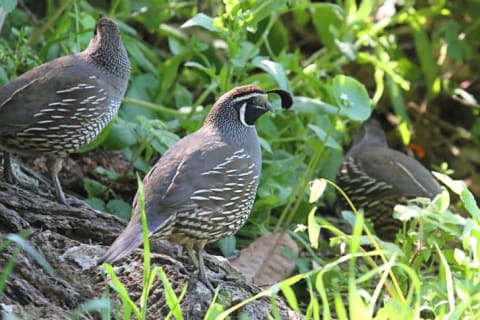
264 102 274 112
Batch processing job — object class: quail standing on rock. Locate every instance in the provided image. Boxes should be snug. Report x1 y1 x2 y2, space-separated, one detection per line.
99 85 293 285
0 16 131 204
336 118 442 240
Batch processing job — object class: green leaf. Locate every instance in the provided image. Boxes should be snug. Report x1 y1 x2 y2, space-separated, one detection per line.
252 57 289 90
124 39 157 75
433 172 480 221
280 283 299 311
84 198 106 211
259 137 273 153
157 267 184 320
309 178 327 203
311 3 344 50
218 235 236 257
335 40 356 60
348 283 370 319
307 208 321 249
106 199 132 220
102 121 137 150
204 288 224 320
292 97 338 115
95 166 120 181
308 124 342 150
84 179 107 198
0 0 17 13
332 75 371 121
70 297 111 319
103 264 141 318
409 13 440 95
181 13 219 32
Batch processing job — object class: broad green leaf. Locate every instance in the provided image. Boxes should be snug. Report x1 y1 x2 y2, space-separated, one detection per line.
84 179 108 198
311 3 344 49
218 235 236 257
332 75 371 121
181 13 219 32
102 121 137 150
85 198 106 211
0 0 17 13
293 97 338 115
106 199 132 220
252 57 289 90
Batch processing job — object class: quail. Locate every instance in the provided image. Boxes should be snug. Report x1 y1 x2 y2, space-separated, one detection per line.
99 85 293 285
0 16 131 204
336 118 441 240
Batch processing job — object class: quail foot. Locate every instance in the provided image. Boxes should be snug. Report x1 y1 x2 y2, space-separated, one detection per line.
336 118 441 240
99 85 293 288
0 15 130 205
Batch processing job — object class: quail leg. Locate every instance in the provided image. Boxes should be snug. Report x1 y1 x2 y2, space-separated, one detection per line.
195 242 216 291
47 157 68 205
186 243 199 268
3 152 14 183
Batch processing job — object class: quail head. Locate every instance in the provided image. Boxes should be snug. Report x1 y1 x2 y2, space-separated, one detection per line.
99 85 293 286
336 118 441 240
0 16 131 204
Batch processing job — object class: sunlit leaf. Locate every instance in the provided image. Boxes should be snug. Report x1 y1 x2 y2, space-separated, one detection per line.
182 13 219 32
332 75 371 121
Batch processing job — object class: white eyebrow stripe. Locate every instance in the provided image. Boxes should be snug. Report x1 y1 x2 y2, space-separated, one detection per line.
232 92 265 103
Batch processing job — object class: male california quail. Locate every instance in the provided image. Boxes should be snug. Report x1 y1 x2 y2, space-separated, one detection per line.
99 85 293 285
0 16 130 204
336 118 441 240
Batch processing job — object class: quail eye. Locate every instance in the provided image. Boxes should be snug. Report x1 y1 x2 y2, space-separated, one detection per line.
254 95 268 106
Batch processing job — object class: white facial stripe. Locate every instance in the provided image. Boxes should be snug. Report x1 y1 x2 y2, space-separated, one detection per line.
232 92 266 104
239 102 255 127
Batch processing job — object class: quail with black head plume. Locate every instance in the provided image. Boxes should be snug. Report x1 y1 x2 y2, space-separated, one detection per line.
336 118 442 240
99 85 293 286
0 15 130 204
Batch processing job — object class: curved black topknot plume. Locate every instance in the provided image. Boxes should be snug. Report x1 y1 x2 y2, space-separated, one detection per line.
266 89 293 109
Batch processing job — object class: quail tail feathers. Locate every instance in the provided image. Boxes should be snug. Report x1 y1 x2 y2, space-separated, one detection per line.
99 220 144 264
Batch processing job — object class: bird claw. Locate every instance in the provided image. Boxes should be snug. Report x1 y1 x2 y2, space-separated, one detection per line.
197 272 223 292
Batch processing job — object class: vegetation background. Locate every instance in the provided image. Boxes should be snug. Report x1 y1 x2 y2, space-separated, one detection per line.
1 0 480 319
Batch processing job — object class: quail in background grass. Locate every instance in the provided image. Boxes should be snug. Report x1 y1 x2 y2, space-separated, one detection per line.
336 118 442 240
99 85 293 286
0 16 131 204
